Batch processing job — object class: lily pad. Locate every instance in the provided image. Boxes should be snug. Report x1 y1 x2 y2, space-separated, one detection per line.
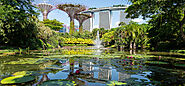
145 61 168 65
39 80 76 86
174 64 185 67
107 81 127 86
4 58 45 65
1 75 35 84
13 71 39 76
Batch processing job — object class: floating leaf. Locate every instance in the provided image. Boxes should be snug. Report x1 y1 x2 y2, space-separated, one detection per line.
3 58 45 65
145 61 168 64
174 64 185 67
39 80 76 86
1 75 35 84
107 81 127 86
13 71 39 76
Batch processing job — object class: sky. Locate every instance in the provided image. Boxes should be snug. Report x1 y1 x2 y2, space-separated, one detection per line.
33 0 146 28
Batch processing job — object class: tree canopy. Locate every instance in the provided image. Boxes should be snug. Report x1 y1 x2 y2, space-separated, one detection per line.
0 0 40 48
41 19 63 31
126 0 185 49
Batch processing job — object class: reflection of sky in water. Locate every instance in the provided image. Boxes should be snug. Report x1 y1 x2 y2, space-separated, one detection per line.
131 71 152 82
47 71 69 80
93 67 99 79
111 69 119 81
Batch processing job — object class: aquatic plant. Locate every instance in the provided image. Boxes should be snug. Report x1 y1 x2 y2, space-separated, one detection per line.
1 75 35 85
106 81 127 86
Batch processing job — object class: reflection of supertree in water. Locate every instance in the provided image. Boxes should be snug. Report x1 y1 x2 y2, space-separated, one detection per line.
57 4 86 35
37 3 54 20
75 14 91 33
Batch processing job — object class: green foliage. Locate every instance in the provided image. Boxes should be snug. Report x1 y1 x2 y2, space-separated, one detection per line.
126 0 185 50
47 32 60 48
145 61 169 65
37 22 53 40
1 75 35 84
92 28 108 39
105 21 150 50
102 31 115 45
61 38 94 45
12 71 35 76
118 22 126 26
3 58 45 65
41 19 63 31
40 80 76 86
107 81 127 86
113 4 127 7
0 0 41 49
88 7 97 10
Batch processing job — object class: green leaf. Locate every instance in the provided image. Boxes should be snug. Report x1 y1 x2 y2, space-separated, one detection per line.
174 64 185 67
145 61 168 65
1 75 35 84
39 80 76 86
107 81 127 86
12 71 39 76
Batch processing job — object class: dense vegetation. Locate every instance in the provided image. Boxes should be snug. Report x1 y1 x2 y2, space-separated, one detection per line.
93 22 150 50
0 0 184 51
126 0 185 50
0 0 39 49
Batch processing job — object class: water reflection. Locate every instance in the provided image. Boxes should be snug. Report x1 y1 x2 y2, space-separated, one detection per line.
0 48 185 85
39 58 135 85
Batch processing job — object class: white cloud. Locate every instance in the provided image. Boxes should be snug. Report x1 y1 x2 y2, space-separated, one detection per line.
94 25 99 28
132 18 143 23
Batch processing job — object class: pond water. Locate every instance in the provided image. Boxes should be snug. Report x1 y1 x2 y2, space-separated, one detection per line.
0 47 184 86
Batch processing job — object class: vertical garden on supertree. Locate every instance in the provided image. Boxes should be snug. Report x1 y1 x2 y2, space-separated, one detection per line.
57 4 86 35
75 14 91 33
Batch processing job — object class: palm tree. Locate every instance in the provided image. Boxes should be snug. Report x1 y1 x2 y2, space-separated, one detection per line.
75 14 91 33
57 4 86 35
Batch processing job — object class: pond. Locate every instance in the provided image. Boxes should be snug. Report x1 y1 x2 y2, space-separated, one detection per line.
0 47 184 86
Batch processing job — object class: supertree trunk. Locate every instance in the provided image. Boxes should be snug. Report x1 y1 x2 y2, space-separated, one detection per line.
75 13 91 33
37 3 54 20
70 17 75 35
79 22 83 33
43 12 48 20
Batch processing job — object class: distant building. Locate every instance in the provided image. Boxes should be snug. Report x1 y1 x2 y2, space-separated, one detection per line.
120 11 131 24
99 11 112 30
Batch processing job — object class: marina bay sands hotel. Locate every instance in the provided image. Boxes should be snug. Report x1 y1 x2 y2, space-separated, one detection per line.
81 6 131 32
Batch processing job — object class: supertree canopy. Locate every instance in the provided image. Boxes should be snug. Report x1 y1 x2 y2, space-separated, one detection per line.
75 14 92 33
37 3 54 20
57 4 86 35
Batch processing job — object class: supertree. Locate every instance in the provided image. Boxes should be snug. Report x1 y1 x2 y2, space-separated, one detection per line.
75 14 92 33
37 3 54 20
57 4 86 35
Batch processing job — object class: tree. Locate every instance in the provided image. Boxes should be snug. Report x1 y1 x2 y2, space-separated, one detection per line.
37 22 53 49
119 22 126 26
57 4 86 35
113 21 150 50
126 0 185 49
0 0 39 48
102 31 115 46
41 19 63 31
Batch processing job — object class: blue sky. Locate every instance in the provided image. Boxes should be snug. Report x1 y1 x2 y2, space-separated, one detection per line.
34 0 146 28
